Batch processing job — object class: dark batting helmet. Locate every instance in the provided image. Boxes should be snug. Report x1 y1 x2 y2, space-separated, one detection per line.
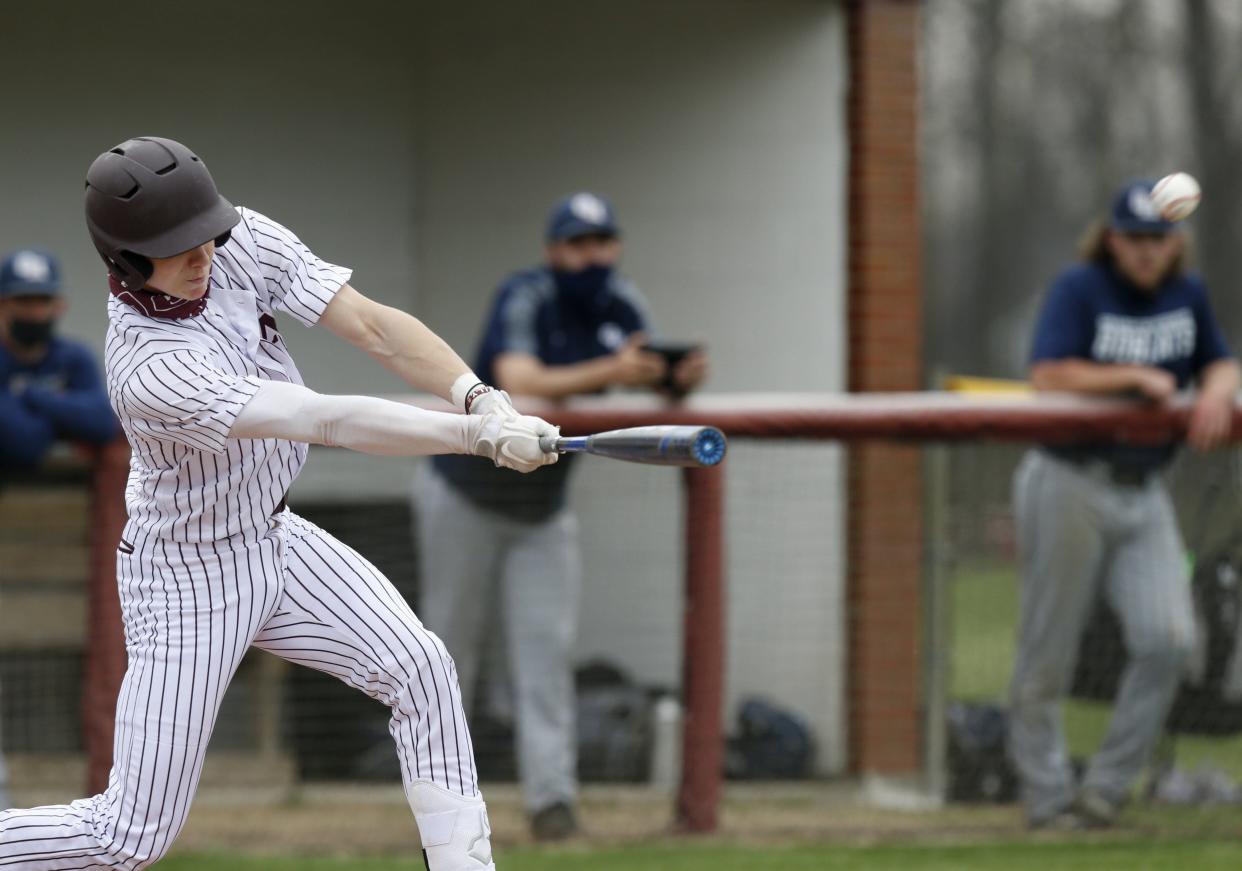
84 136 239 290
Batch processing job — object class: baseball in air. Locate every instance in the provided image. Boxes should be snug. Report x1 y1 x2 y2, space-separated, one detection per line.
1150 172 1201 221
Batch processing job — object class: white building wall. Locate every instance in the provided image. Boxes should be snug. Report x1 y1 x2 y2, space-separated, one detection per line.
0 0 419 397
409 0 850 773
1 0 850 774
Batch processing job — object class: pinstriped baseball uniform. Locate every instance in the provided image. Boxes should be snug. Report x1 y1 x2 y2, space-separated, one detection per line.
0 209 477 869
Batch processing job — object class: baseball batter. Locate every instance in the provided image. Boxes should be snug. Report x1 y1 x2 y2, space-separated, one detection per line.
0 136 558 870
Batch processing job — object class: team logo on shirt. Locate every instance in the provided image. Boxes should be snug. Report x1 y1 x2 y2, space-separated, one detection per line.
598 322 625 350
1092 309 1196 364
7 372 68 393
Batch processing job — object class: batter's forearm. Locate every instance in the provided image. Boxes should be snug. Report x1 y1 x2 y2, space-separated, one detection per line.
230 380 472 456
319 285 474 402
360 304 475 401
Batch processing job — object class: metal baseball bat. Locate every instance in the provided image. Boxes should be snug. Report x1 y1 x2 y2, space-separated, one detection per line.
539 425 727 467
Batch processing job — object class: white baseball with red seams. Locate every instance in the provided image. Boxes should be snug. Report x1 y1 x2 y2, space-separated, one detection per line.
1151 172 1201 222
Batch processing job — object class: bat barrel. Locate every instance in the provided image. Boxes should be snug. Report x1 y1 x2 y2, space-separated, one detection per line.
541 426 727 467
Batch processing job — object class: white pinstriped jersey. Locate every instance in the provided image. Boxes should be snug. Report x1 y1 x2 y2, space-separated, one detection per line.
104 208 351 542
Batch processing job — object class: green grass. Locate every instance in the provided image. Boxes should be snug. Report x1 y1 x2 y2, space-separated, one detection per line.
158 840 1242 871
951 562 1020 701
951 562 1242 778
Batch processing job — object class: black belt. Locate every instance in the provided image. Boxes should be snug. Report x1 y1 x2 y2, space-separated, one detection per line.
1104 465 1150 486
1059 455 1152 486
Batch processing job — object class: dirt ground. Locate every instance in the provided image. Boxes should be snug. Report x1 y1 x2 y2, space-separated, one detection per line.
17 768 1242 857
167 781 1242 857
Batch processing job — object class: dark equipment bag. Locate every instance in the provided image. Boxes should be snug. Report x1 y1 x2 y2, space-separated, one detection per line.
945 701 1020 803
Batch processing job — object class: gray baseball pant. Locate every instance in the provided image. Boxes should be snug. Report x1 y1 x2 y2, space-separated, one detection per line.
413 465 580 814
1009 450 1196 822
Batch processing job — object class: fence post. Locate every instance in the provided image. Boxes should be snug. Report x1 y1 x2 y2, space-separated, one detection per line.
676 464 725 832
922 443 951 801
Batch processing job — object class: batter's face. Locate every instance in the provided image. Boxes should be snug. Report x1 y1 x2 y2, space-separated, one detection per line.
545 234 622 272
148 241 215 299
1107 230 1183 291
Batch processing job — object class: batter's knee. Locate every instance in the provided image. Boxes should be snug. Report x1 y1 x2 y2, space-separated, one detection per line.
386 628 464 712
423 627 456 669
413 628 458 681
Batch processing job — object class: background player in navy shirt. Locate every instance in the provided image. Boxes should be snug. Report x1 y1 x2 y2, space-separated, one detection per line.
1009 179 1241 829
415 193 707 839
0 249 116 470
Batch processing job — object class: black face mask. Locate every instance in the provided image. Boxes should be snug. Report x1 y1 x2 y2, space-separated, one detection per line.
8 318 55 348
553 264 614 319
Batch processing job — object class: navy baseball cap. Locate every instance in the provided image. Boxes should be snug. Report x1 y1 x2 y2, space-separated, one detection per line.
1110 179 1176 235
0 249 61 298
546 192 620 241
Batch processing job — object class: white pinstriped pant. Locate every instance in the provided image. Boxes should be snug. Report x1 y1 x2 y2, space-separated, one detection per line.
0 511 476 869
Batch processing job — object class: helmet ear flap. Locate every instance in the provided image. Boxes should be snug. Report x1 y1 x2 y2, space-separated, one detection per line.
214 230 232 248
107 251 153 290
125 252 154 282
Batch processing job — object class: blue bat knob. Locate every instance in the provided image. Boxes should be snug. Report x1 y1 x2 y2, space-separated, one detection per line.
691 428 727 466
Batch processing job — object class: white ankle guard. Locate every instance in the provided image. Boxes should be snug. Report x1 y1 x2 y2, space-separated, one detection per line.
410 781 495 871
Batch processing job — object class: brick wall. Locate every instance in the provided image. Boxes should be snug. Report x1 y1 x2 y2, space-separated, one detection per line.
846 0 925 775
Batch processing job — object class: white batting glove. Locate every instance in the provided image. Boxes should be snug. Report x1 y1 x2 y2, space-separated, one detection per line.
468 412 560 473
468 386 521 420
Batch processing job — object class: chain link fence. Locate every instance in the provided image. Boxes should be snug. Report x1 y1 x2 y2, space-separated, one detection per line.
944 444 1242 807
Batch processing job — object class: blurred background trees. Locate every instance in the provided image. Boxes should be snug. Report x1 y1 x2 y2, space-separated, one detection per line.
924 0 1242 378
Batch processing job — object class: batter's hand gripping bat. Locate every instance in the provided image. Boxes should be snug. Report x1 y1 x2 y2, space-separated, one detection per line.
539 425 727 467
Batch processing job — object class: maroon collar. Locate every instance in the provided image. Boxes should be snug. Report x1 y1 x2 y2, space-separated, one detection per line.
108 275 209 320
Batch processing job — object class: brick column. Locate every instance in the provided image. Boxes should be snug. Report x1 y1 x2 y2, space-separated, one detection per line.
845 0 924 775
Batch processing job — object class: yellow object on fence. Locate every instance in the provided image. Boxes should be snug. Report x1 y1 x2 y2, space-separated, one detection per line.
942 375 1033 396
